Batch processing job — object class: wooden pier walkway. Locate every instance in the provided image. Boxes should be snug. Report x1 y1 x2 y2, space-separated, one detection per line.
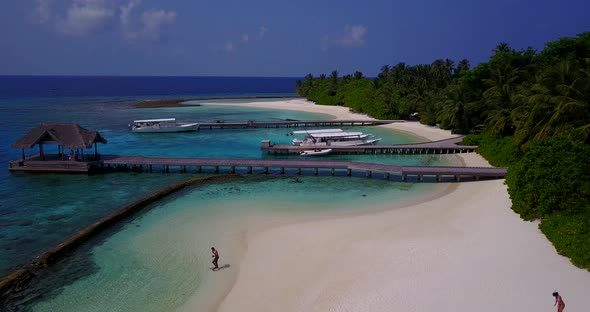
262 136 478 155
9 137 495 181
100 156 506 182
197 119 399 129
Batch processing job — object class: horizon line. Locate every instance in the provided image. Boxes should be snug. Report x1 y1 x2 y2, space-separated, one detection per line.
0 74 306 79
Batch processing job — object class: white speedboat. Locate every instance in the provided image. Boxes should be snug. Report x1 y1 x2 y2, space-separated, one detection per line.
130 118 199 133
292 130 381 147
300 149 332 156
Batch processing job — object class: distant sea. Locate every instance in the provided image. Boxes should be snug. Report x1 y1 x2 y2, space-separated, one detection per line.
0 76 300 99
0 76 450 311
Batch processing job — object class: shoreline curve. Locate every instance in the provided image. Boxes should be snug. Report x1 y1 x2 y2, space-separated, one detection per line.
0 174 241 306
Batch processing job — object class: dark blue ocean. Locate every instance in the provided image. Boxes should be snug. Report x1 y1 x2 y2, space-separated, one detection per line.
0 76 450 311
0 76 299 99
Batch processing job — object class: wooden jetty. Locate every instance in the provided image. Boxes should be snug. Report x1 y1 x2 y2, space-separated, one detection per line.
197 119 400 129
9 123 505 182
99 156 506 182
9 154 505 182
262 136 477 155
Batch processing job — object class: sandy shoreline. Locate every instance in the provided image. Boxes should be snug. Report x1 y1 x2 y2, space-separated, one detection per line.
190 99 590 311
199 98 458 142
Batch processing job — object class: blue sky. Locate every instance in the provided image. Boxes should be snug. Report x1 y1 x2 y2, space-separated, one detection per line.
1 0 590 77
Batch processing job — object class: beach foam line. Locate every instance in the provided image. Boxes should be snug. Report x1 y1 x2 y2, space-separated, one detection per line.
0 174 241 304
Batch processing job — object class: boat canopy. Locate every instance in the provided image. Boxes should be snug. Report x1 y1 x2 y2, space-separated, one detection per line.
133 118 176 123
292 129 343 134
309 132 364 138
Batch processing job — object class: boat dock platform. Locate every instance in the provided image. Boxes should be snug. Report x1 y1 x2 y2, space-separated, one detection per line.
261 136 477 155
197 119 400 129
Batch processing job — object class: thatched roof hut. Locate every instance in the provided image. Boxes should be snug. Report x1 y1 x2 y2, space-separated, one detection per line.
11 123 107 160
12 123 107 149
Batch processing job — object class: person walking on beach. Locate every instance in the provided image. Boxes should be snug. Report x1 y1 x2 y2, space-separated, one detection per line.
553 291 565 312
211 247 219 271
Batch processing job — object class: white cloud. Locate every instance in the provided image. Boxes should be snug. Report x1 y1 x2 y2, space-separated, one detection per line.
120 0 140 27
220 33 251 54
241 34 249 43
30 0 176 42
259 25 268 39
120 1 176 43
57 0 115 36
138 9 176 42
218 24 271 55
320 24 368 51
224 41 235 53
34 0 53 24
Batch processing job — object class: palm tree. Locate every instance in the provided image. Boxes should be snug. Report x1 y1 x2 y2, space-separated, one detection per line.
437 85 470 132
298 74 314 97
295 79 303 95
374 65 389 89
378 65 390 81
430 59 454 89
377 85 399 118
455 59 470 77
538 61 590 139
482 63 524 135
328 70 339 96
444 58 455 77
510 77 551 147
512 59 590 148
391 62 407 92
493 42 512 54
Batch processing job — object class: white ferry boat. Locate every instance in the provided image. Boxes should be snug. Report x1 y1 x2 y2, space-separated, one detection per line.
130 118 199 133
291 129 381 147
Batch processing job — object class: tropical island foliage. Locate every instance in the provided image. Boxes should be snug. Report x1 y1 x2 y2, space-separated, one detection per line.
296 32 590 269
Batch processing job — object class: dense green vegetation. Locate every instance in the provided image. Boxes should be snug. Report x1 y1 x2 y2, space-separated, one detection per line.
461 133 521 167
297 33 590 269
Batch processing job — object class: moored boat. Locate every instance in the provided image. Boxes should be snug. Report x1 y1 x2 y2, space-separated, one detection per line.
130 118 199 133
300 149 332 156
292 130 381 147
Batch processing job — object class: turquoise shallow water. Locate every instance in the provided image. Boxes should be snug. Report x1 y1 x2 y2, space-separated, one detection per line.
29 177 440 312
0 96 454 311
0 98 339 276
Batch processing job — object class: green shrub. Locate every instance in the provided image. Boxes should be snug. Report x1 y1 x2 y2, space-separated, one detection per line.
462 132 521 167
506 134 590 220
539 212 590 269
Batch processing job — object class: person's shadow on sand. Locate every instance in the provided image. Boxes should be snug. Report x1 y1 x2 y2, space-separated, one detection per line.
211 264 231 271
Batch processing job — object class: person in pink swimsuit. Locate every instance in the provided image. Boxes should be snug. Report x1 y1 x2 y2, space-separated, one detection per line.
553 291 565 312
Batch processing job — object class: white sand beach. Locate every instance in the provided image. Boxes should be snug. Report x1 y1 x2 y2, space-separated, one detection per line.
204 98 457 142
201 99 590 311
